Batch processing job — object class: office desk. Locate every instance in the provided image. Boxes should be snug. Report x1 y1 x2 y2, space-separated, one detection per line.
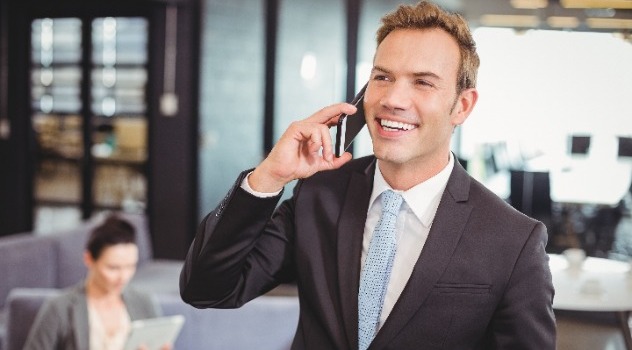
550 161 632 206
549 254 632 349
548 160 631 250
484 161 632 206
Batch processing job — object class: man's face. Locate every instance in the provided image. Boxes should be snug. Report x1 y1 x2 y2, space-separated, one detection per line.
364 28 473 170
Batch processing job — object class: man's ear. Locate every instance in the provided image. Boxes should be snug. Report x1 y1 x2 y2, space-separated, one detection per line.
451 88 478 126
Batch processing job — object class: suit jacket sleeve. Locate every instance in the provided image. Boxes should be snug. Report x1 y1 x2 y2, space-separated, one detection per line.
22 285 86 350
488 221 556 349
22 297 68 350
180 170 297 308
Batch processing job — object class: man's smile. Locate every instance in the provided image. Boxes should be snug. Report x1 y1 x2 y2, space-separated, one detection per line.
377 118 418 132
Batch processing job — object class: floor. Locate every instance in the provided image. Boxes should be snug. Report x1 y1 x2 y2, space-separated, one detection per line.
557 311 630 350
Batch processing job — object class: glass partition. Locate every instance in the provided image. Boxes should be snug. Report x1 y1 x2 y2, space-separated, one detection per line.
31 16 149 232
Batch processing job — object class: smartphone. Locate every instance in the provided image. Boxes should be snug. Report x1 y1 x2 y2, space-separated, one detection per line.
335 83 368 157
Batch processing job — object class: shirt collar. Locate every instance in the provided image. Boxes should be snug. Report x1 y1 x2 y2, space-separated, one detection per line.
370 153 454 227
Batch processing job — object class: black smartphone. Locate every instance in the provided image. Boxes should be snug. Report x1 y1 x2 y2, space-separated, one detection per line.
335 83 368 157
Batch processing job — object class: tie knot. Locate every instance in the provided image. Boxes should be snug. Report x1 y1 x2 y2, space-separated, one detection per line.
381 190 403 216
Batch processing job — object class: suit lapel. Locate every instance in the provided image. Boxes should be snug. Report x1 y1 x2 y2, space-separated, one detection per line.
71 285 90 350
337 159 376 350
370 162 474 349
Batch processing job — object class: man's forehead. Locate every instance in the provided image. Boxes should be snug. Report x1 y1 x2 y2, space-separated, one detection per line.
373 29 461 77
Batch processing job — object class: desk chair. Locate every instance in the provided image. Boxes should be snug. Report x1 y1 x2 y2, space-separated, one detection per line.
584 202 625 257
509 170 553 220
509 170 564 251
617 136 632 216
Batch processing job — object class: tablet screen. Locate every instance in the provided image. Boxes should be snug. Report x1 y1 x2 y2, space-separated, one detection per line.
123 315 185 350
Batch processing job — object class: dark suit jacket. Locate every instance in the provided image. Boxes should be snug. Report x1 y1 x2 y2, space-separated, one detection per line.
23 282 161 350
180 156 556 349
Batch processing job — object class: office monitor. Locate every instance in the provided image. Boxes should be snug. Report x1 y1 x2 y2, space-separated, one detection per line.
568 135 591 155
618 136 632 158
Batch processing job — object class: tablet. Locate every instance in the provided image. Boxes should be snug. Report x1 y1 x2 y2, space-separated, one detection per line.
123 315 185 350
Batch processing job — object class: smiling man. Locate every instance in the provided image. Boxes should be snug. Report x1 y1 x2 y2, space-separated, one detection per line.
180 1 556 349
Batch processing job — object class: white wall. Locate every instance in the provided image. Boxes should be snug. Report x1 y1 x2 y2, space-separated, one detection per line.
461 28 632 164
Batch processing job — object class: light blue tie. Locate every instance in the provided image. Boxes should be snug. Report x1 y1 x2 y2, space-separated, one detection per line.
358 190 404 350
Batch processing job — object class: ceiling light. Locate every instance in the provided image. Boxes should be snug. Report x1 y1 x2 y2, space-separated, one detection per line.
586 17 632 28
480 15 541 28
547 16 581 28
300 53 317 81
561 0 632 9
511 0 549 9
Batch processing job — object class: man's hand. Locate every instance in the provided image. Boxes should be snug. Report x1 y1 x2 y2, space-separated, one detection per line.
249 103 357 192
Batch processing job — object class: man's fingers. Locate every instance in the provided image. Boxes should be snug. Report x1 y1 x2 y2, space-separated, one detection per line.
304 125 332 158
308 103 357 125
332 151 353 167
320 124 334 162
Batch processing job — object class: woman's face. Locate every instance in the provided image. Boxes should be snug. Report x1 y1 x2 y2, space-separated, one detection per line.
84 243 138 294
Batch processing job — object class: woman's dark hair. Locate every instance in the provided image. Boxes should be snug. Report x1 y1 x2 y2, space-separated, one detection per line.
86 214 136 260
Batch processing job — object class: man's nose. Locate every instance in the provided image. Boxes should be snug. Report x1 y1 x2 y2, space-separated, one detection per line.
380 82 413 111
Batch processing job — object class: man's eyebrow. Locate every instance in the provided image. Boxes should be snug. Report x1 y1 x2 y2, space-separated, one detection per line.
412 71 442 81
372 65 442 80
371 65 391 74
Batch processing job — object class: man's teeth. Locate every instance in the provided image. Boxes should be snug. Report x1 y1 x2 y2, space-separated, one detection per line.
380 119 416 131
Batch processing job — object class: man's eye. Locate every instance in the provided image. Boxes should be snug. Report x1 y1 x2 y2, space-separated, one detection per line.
416 79 433 87
372 75 389 81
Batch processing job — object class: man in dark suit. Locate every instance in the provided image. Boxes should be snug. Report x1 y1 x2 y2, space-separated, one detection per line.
180 1 556 349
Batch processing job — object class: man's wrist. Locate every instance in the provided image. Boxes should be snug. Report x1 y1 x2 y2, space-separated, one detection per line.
241 171 282 198
247 167 287 193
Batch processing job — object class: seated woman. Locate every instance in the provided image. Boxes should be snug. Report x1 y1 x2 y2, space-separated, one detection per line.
24 214 171 350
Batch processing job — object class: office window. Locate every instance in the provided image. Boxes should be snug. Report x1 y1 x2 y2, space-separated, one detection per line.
31 18 82 114
269 0 345 199
275 0 346 139
197 0 264 217
31 16 150 232
91 17 148 116
31 18 84 212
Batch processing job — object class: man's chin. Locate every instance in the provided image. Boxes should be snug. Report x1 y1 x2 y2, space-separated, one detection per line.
373 147 408 165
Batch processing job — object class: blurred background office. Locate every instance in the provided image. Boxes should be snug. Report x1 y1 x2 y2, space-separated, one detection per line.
2 1 632 349
0 0 631 262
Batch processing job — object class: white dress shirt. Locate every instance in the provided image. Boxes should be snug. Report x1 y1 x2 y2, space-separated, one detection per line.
87 302 131 350
364 154 453 330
